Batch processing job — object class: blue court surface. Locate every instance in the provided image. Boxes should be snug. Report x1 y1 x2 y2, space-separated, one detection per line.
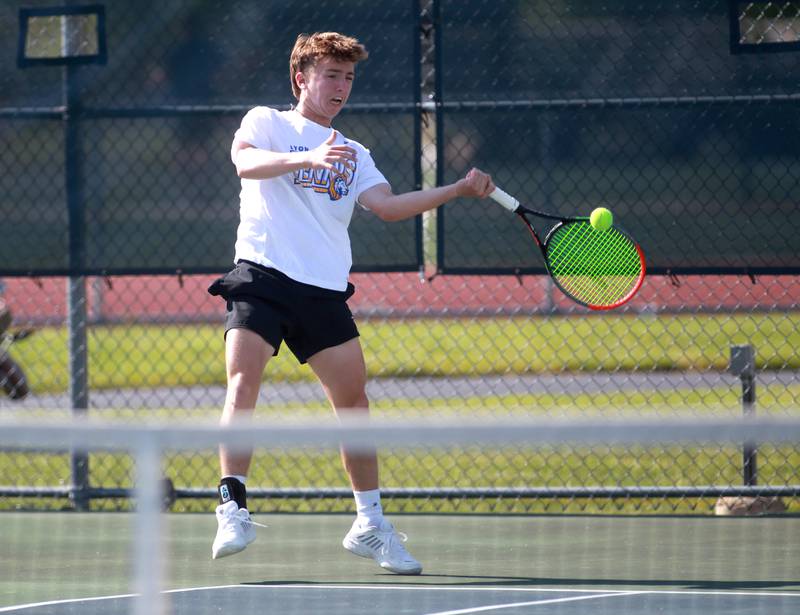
2 584 798 614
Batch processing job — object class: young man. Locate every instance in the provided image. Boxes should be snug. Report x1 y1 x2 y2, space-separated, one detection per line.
208 32 495 575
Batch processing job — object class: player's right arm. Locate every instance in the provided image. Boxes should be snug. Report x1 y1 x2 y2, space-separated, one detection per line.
232 130 357 180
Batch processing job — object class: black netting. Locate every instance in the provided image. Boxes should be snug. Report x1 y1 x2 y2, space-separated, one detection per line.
437 0 800 273
0 0 419 274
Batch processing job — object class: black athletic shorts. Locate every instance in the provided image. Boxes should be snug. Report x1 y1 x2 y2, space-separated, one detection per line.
207 260 358 364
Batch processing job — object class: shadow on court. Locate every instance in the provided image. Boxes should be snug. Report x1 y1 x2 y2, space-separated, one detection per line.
244 574 800 592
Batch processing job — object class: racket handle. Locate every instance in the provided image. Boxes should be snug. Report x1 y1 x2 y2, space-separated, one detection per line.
489 187 520 213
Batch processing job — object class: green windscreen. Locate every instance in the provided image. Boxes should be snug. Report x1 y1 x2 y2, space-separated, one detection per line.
545 221 644 309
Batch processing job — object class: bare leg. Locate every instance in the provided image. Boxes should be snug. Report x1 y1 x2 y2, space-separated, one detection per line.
313 339 421 574
219 328 273 477
307 337 377 491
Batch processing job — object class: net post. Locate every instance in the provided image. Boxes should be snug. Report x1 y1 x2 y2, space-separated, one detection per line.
132 436 167 615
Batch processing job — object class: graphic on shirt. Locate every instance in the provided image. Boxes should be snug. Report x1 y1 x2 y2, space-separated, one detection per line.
291 145 355 201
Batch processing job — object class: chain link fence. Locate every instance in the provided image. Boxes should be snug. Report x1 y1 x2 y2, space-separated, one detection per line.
1 0 799 514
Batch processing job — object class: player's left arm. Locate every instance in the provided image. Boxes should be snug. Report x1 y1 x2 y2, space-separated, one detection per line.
359 168 495 222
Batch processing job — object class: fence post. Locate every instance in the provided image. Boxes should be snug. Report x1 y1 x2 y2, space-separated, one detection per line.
63 12 90 511
729 344 756 486
715 343 786 515
67 277 89 511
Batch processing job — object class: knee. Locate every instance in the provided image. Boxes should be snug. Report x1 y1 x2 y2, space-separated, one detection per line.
334 386 369 411
226 370 261 404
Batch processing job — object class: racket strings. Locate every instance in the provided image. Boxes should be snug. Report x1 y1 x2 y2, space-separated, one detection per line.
551 226 640 303
546 222 642 307
556 225 639 277
553 228 639 291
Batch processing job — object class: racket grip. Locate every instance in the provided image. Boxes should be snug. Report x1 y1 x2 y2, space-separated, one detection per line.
489 187 520 213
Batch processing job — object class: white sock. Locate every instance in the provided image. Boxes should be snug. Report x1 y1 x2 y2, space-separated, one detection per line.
354 489 384 527
222 474 247 485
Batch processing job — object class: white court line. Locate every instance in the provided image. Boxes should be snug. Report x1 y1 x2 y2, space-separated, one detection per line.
0 593 138 613
0 587 243 613
624 589 800 597
423 591 646 615
2 583 798 612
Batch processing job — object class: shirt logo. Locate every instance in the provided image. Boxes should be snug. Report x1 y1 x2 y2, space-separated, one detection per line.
291 145 355 201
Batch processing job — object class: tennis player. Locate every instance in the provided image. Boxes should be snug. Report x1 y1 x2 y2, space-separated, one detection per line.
208 32 495 574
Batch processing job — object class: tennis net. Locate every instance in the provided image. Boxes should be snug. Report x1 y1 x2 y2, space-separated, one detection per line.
0 414 798 615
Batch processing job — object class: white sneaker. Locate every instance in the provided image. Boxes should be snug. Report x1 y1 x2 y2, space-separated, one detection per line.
211 500 256 559
342 519 422 575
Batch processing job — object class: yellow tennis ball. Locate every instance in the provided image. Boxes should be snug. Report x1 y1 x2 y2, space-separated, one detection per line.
590 207 613 232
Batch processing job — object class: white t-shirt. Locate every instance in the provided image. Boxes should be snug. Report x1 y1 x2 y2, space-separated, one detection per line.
232 106 388 291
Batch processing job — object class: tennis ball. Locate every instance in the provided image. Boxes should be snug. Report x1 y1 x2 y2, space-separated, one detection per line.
590 207 613 232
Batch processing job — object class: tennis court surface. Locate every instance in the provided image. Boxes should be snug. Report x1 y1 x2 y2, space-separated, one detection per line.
1 513 797 614
1 417 798 615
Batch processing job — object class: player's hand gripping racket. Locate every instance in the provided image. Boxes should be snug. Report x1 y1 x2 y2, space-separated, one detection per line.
490 187 646 310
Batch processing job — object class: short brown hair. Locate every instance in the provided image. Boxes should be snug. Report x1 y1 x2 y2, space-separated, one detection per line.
289 32 368 99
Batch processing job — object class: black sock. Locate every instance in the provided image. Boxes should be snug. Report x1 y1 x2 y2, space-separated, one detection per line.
218 477 247 510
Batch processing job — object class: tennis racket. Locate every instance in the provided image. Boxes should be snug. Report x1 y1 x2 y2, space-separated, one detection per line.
490 187 646 310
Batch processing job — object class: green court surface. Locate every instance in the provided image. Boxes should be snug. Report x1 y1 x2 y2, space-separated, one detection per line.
1 513 798 613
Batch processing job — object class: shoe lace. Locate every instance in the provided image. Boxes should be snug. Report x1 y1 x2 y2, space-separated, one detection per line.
227 508 268 529
380 528 410 556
